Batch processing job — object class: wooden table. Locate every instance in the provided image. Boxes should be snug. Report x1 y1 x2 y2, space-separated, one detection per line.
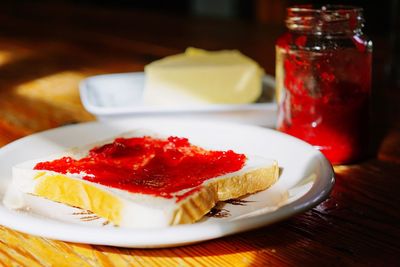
0 3 399 266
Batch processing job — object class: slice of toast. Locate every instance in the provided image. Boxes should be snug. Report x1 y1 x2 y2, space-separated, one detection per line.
6 131 279 228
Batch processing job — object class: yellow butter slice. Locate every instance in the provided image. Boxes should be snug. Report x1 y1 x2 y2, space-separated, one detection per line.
144 48 264 106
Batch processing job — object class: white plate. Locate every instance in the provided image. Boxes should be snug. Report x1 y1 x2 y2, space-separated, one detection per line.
79 72 277 127
0 118 334 248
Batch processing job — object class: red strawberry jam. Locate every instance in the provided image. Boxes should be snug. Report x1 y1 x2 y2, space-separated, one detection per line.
34 136 246 199
276 6 372 164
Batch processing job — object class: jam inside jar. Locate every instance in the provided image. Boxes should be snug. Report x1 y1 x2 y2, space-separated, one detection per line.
276 5 373 164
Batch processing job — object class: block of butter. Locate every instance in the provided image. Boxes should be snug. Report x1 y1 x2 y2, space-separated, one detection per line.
143 48 264 106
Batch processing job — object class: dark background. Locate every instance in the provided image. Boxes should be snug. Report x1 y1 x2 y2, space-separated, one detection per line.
3 0 398 33
2 0 399 85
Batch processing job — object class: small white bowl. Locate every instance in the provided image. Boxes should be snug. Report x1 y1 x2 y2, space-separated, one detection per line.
79 72 277 127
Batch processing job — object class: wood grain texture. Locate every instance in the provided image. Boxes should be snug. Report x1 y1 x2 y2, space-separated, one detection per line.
0 2 399 266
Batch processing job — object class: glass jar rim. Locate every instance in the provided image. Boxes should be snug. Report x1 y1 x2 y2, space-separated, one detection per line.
286 5 365 34
288 5 363 14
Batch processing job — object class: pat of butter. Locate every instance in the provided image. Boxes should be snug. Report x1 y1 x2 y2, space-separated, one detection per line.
143 48 264 106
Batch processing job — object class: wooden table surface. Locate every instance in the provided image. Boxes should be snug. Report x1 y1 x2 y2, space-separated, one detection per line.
0 3 399 266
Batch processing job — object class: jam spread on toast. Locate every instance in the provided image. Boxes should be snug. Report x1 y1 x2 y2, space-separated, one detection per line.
34 136 246 199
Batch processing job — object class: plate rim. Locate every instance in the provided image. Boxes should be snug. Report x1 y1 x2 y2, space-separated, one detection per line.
0 119 334 248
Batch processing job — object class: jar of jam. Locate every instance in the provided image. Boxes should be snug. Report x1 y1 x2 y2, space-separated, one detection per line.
276 5 372 164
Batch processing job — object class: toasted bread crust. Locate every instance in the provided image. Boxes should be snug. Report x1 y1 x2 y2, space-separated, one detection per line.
170 162 279 225
34 174 123 224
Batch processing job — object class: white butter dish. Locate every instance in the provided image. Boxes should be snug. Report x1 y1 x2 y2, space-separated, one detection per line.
79 72 277 127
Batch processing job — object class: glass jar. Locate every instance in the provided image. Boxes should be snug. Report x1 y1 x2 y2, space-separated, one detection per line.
275 5 372 164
